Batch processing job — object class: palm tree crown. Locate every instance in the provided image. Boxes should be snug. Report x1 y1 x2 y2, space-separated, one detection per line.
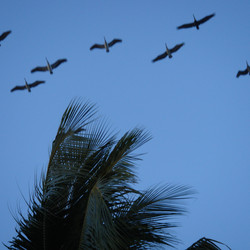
6 99 194 249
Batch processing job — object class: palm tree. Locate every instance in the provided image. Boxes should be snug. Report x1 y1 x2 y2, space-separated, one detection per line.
6 99 195 249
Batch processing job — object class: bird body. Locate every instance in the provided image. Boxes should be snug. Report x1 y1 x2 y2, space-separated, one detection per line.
247 63 250 74
236 61 250 78
104 37 109 52
193 15 200 30
31 58 67 74
46 57 53 74
165 44 173 58
24 78 31 92
177 13 215 30
152 43 184 62
0 30 11 46
90 38 122 52
11 79 45 92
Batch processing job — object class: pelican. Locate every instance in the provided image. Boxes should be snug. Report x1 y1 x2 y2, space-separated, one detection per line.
236 61 250 78
152 43 184 62
90 37 122 52
0 30 11 46
31 58 67 74
177 13 215 30
10 79 45 92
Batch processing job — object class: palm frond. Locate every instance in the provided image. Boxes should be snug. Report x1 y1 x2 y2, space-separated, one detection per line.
48 99 97 174
113 184 195 249
187 237 231 250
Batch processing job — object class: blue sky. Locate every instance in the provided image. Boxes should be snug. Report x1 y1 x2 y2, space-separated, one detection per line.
1 0 250 249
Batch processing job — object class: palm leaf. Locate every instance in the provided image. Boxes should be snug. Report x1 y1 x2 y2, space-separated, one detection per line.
113 184 194 249
187 237 231 250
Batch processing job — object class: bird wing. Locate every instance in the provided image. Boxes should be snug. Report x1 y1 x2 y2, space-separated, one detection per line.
90 44 105 50
236 69 248 78
170 43 185 53
31 66 48 73
197 13 215 25
177 22 195 29
108 39 122 47
0 30 11 41
51 59 67 69
29 80 45 88
152 52 168 62
10 85 27 92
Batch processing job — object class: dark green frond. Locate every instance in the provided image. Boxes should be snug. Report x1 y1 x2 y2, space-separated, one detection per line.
59 98 97 134
187 237 231 250
114 184 195 249
48 98 97 175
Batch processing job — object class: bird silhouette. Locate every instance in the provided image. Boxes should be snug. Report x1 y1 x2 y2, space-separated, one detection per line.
31 58 67 74
90 37 122 52
177 13 215 30
236 61 250 78
0 30 11 46
11 79 45 92
152 43 184 62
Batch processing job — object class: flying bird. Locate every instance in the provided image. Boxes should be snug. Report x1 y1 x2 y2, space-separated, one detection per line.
10 79 45 92
236 61 250 78
152 43 184 62
90 37 122 52
31 58 67 74
177 13 215 30
0 30 11 46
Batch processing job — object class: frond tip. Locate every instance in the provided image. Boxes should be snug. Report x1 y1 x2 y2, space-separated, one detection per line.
113 184 195 249
187 237 231 250
58 98 97 135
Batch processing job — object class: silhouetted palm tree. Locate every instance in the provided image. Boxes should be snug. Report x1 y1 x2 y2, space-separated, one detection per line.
6 99 194 249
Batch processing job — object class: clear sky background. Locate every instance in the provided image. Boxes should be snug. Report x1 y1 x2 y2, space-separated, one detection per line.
1 0 250 249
